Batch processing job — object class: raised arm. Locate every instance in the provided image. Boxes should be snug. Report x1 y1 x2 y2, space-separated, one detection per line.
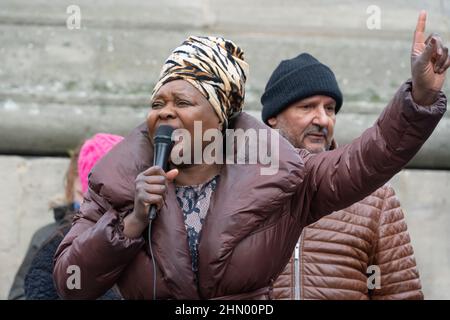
304 11 448 223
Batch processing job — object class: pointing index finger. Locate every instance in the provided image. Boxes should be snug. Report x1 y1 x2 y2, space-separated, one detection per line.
414 10 427 44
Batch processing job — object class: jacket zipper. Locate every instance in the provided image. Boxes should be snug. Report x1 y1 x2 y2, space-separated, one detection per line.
294 240 300 300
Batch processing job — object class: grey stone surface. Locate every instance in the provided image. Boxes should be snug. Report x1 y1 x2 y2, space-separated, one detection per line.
1 0 450 105
0 99 147 155
0 156 67 300
1 0 450 160
390 170 450 300
333 113 450 169
1 104 449 169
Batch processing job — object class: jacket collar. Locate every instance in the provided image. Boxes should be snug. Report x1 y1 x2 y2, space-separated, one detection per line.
330 138 338 150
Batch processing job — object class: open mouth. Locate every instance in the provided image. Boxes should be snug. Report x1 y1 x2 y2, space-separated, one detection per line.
153 124 181 136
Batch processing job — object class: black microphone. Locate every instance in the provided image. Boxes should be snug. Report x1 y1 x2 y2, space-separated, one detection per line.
148 125 175 220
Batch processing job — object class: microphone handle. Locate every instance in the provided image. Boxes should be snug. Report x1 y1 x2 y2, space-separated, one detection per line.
148 143 169 221
148 143 168 222
148 205 157 221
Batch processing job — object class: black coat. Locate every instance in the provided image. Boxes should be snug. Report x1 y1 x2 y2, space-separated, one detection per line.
8 205 72 300
24 206 121 300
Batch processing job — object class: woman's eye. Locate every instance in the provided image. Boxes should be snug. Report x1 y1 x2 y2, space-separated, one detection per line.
178 100 192 106
151 102 163 109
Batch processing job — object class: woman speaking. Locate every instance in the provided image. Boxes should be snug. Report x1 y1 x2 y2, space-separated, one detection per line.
54 14 448 299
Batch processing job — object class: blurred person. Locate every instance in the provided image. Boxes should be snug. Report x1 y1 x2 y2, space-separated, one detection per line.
265 53 423 300
8 145 84 300
8 134 123 300
53 12 447 300
23 133 124 300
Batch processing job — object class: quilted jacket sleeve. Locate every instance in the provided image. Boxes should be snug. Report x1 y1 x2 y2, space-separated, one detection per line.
53 188 145 300
369 185 424 300
272 256 295 300
303 80 446 224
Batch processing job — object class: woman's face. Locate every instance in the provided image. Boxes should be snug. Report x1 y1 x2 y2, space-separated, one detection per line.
73 177 83 204
147 80 221 164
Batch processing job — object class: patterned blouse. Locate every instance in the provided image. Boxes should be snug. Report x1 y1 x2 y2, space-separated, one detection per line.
175 175 219 278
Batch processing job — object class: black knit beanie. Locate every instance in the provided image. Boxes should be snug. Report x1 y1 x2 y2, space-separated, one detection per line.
261 53 343 124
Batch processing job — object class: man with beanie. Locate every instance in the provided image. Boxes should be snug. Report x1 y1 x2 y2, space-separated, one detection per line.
261 52 342 153
263 55 424 299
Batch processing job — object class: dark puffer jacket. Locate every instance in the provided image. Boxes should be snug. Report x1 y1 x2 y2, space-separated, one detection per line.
8 205 73 300
24 211 122 300
53 81 445 299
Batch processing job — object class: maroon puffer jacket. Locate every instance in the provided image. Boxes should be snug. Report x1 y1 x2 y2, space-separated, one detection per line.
53 81 445 299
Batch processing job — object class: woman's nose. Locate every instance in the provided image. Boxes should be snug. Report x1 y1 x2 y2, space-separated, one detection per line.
158 103 177 120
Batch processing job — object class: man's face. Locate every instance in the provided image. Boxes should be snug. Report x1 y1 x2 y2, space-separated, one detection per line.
268 95 336 154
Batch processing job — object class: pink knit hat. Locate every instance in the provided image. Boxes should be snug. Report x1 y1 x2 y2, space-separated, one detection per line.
78 133 124 194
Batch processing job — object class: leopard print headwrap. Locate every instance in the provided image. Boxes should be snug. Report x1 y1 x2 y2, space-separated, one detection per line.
151 36 249 127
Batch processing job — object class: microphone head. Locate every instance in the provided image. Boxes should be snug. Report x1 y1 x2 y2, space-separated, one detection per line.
154 125 175 144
